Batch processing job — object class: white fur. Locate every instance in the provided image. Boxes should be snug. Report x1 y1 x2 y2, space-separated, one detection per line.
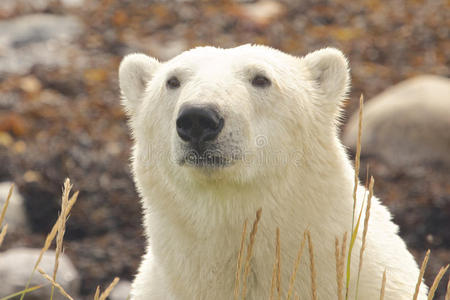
119 45 428 299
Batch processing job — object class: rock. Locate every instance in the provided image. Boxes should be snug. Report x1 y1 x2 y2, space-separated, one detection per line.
0 182 28 233
109 280 131 300
0 14 83 49
147 39 188 61
0 0 84 14
0 14 84 75
60 0 85 8
238 0 286 27
0 0 53 13
343 75 450 169
0 248 80 300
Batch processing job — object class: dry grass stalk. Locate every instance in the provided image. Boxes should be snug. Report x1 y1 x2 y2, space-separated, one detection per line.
270 256 276 300
379 269 386 300
94 286 101 300
0 224 8 247
20 185 78 300
413 249 430 300
0 184 13 227
335 232 348 300
428 264 449 300
0 285 44 299
445 274 450 300
346 94 364 299
306 230 317 300
37 267 74 300
286 231 307 300
276 228 281 300
241 208 262 300
340 232 347 278
51 178 72 299
335 238 341 300
360 177 374 256
99 277 120 300
0 186 8 246
234 219 248 300
33 190 79 271
270 228 280 300
356 176 374 298
294 293 299 300
351 94 364 222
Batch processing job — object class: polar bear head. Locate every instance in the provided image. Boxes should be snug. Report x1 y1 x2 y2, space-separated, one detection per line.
119 45 349 187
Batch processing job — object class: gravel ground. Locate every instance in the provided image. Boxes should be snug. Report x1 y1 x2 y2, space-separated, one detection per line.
0 0 448 298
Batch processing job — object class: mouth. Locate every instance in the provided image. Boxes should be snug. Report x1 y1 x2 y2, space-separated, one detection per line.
179 150 232 168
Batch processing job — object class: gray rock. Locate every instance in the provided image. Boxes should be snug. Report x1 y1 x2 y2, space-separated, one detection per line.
0 182 28 233
0 248 80 300
343 75 450 169
60 0 85 8
0 14 84 75
147 39 188 61
0 0 53 13
0 0 84 13
109 280 131 300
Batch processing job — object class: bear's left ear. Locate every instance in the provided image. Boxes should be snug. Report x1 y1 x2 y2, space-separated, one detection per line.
302 48 350 103
119 53 160 114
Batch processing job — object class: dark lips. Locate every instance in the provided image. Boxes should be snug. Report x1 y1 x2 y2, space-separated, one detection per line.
183 152 229 168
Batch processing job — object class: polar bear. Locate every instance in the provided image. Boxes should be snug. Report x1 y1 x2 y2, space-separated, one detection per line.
119 45 428 299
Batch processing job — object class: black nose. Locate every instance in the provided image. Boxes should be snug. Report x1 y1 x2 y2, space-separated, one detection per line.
176 105 224 143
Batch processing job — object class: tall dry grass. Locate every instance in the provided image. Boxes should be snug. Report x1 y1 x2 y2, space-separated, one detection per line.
234 219 249 300
335 232 348 300
379 269 386 300
286 231 306 300
0 179 120 300
241 208 262 300
0 184 13 248
346 94 364 300
269 227 281 300
428 266 450 300
414 250 431 300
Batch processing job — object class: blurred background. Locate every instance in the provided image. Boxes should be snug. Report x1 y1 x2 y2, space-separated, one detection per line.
0 0 448 299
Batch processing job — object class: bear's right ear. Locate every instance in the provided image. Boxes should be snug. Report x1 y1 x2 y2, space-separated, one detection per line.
119 53 160 113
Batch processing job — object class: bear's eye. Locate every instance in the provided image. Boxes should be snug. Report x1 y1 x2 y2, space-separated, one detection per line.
167 76 181 89
251 75 271 88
